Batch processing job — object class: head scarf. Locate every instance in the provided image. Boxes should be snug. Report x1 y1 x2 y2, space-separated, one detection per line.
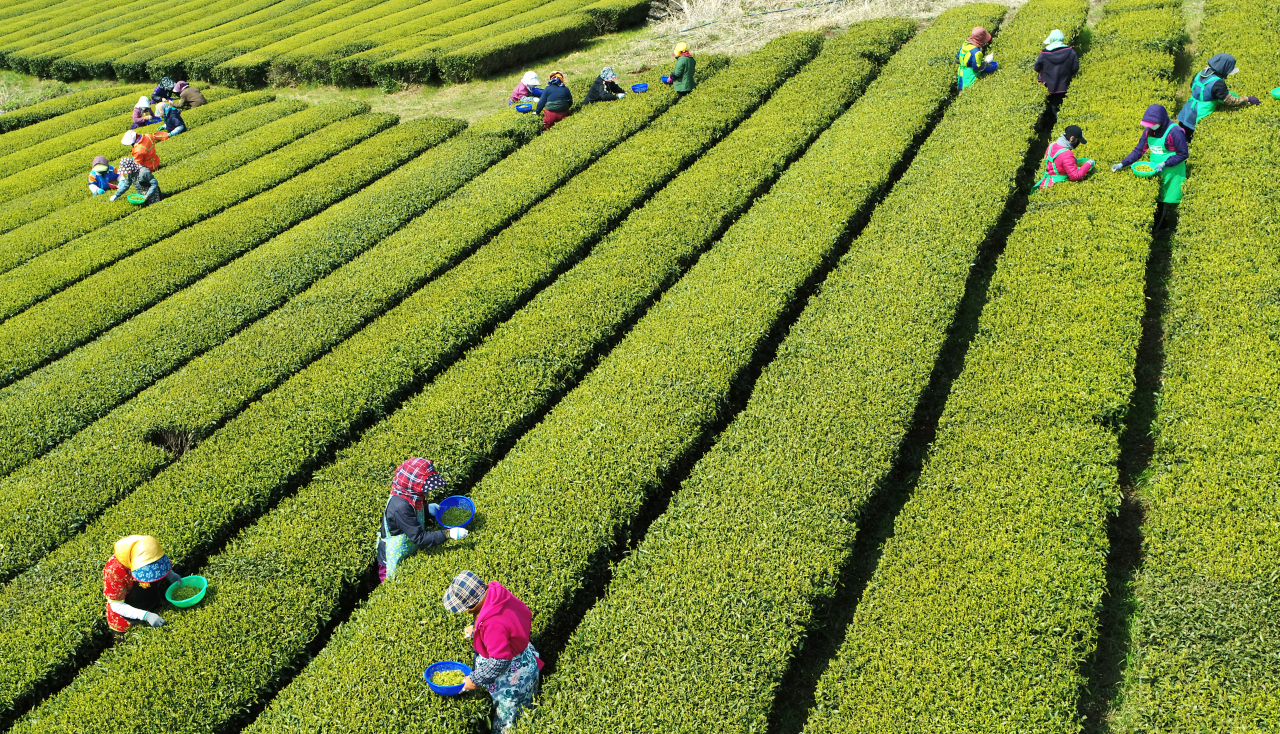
1139 103 1170 134
391 457 447 511
118 157 139 175
521 71 540 87
967 27 992 47
160 77 175 91
174 81 188 93
674 41 690 57
91 155 110 172
113 535 171 584
156 101 171 116
600 66 618 81
1206 53 1238 77
1043 29 1066 50
121 130 139 146
135 96 151 110
548 70 566 87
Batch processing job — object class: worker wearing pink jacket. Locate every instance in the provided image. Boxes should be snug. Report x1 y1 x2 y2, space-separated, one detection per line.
1034 124 1093 191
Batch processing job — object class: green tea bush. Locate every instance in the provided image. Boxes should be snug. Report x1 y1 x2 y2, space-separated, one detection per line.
212 0 442 88
0 102 363 320
0 64 695 573
0 40 781 720
1113 0 1280 728
0 97 305 272
797 3 1187 732
0 0 154 66
0 85 146 137
1093 7 1187 52
0 86 241 208
1101 0 1181 14
146 0 387 82
0 115 526 583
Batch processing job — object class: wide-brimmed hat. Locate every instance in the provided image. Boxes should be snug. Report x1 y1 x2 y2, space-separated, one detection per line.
443 570 487 613
135 96 151 109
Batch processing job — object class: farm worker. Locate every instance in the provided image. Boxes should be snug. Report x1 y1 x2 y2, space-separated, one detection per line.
956 26 994 91
1035 29 1079 117
1112 104 1188 230
87 155 118 196
445 570 544 733
157 100 186 135
103 535 182 636
535 71 573 131
173 81 206 109
121 128 167 171
376 458 468 581
111 157 162 205
150 76 176 104
1176 53 1260 142
508 71 543 106
585 66 626 104
667 41 696 96
1033 124 1093 191
130 96 160 129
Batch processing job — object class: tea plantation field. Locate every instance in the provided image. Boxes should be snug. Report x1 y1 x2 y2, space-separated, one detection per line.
0 0 1275 730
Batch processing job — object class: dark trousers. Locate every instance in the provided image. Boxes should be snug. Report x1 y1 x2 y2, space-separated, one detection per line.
1179 122 1195 144
1046 92 1066 117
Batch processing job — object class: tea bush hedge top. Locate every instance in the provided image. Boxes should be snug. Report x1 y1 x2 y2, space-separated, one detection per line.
1114 0 1280 728
0 85 149 142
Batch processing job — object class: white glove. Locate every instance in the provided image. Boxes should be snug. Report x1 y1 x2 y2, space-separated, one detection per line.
447 527 468 540
984 53 994 63
109 195 117 201
1111 163 1124 172
143 612 165 627
618 93 626 98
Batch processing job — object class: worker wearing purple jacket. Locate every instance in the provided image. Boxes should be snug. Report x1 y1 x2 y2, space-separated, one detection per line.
1112 104 1188 230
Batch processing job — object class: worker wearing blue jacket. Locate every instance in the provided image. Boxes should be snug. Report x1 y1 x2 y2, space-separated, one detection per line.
1176 53 1260 142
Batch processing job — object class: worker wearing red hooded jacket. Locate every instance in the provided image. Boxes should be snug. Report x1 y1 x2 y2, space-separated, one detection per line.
446 571 543 734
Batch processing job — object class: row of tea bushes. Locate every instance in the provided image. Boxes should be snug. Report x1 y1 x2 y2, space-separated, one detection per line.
8 27 909 734
0 85 148 147
1114 0 1280 728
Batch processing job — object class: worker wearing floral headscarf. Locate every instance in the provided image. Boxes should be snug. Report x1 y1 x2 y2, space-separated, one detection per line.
445 570 544 734
376 458 469 581
535 71 573 130
103 535 182 633
111 157 162 205
151 77 176 104
668 42 696 96
956 26 994 91
585 66 627 104
120 128 167 172
508 70 543 106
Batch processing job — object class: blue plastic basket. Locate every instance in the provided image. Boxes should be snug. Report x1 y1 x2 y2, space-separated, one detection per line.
984 60 999 73
660 75 671 84
630 83 648 93
515 103 533 113
433 495 476 528
424 661 473 696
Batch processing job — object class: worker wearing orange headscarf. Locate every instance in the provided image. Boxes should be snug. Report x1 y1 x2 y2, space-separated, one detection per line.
121 129 168 172
103 535 182 634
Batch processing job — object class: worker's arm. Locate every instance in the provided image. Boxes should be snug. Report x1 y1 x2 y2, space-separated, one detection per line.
114 172 134 198
1070 50 1079 75
1119 130 1151 167
1056 150 1092 181
468 656 512 688
386 497 448 549
535 92 547 114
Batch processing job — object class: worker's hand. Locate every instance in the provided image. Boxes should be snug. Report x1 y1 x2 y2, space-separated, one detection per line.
463 623 475 639
428 503 440 518
618 93 626 99
1246 96 1261 105
461 676 477 692
143 612 165 627
1111 163 1124 173
1153 162 1165 173
447 527 468 541
109 195 118 202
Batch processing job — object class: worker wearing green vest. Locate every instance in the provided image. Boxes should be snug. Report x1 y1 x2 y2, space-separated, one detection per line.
1113 104 1188 230
956 26 994 91
1033 124 1093 191
1175 53 1260 142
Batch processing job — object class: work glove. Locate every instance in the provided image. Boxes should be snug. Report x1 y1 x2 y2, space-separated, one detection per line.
109 195 118 201
428 503 440 518
1111 163 1124 172
447 527 468 541
618 93 626 99
1154 162 1165 173
143 612 165 627
1246 96 1261 105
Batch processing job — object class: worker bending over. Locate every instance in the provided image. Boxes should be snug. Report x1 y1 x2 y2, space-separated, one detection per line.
131 97 160 129
157 100 186 135
103 535 182 636
1035 30 1078 117
111 158 161 205
173 81 206 109
509 71 543 106
1034 124 1093 190
1177 53 1260 142
957 26 994 91
377 458 468 581
151 77 176 105
667 42 696 96
446 571 543 734
1113 104 1187 230
121 129 167 171
87 155 118 196
585 66 627 104
535 71 573 130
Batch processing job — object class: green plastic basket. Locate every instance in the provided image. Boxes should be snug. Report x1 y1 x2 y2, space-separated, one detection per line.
1271 87 1280 100
1131 162 1158 178
165 575 208 608
127 194 147 205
